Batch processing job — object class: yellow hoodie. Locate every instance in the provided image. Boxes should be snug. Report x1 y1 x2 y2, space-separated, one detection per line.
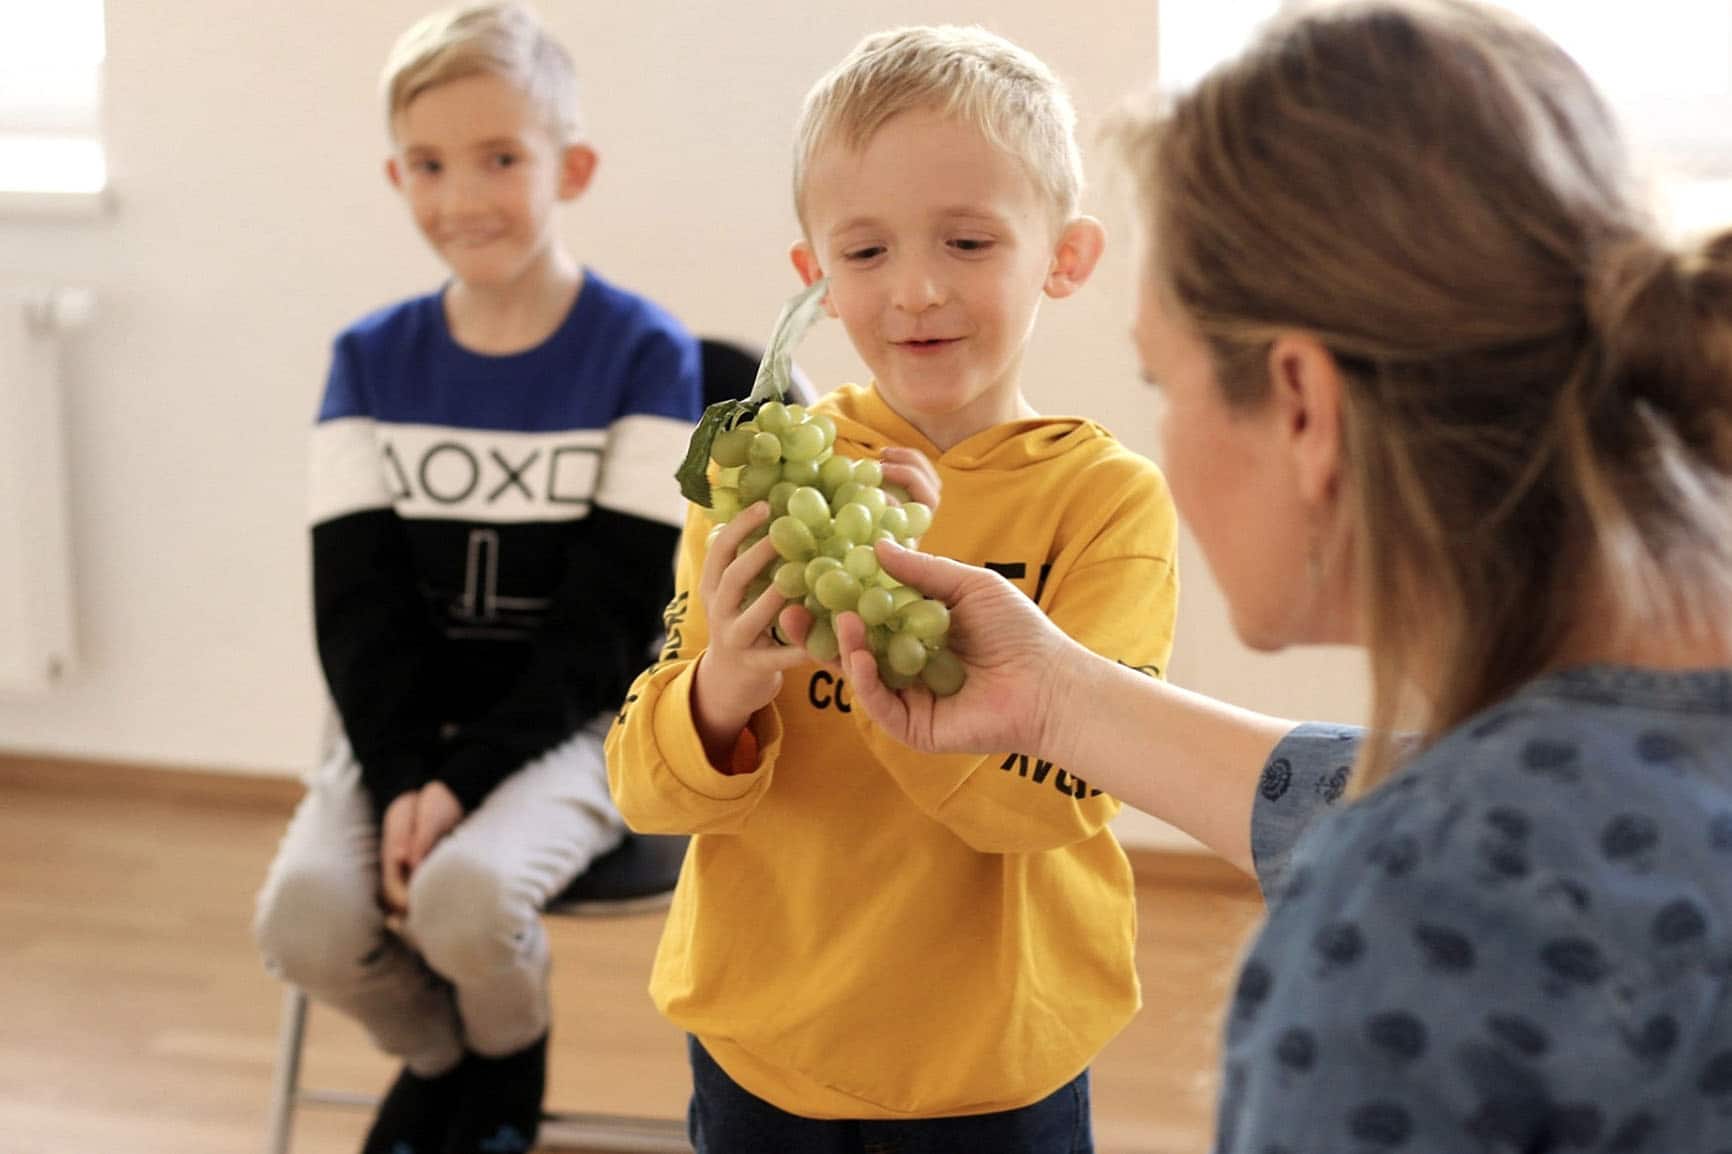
605 383 1179 1119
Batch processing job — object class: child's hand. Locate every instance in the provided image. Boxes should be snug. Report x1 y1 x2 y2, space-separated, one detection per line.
408 781 464 871
692 502 812 769
879 446 941 512
379 791 419 914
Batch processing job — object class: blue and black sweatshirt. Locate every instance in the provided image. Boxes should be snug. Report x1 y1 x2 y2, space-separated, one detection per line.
309 270 701 818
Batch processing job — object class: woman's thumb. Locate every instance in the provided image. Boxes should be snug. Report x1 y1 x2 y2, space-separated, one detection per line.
873 540 976 602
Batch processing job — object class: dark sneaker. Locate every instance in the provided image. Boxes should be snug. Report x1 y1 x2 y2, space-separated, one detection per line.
360 1061 466 1154
445 1034 547 1154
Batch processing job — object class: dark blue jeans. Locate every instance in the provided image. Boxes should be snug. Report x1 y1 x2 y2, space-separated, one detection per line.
686 1037 1094 1154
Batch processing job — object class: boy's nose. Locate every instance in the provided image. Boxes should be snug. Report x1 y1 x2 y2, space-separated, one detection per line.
891 261 945 313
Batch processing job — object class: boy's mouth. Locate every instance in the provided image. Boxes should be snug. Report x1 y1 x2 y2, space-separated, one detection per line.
896 337 960 352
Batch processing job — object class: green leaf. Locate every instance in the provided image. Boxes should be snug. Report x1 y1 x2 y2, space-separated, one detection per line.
674 399 746 507
673 278 830 510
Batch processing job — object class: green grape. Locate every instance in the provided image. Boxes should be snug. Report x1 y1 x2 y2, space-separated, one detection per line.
857 585 895 627
756 401 792 434
883 481 911 504
852 458 884 488
785 404 806 425
879 662 916 691
781 422 827 463
877 505 909 538
804 593 825 615
829 481 863 514
805 616 839 662
768 481 797 517
769 515 817 561
868 624 894 653
832 501 874 544
900 598 950 641
773 560 808 598
735 420 761 437
887 631 928 676
710 427 753 469
873 528 897 545
853 487 888 520
888 586 922 613
819 535 853 561
787 486 829 529
739 462 780 502
709 486 743 524
808 414 838 449
781 458 821 488
844 544 879 581
817 455 854 495
920 648 966 697
749 432 783 466
804 555 843 589
902 501 933 537
814 569 863 612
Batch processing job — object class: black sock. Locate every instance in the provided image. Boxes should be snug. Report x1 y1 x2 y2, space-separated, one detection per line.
446 1034 548 1154
360 1061 466 1154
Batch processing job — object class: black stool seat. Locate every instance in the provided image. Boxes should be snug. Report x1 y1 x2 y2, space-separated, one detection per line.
548 832 688 916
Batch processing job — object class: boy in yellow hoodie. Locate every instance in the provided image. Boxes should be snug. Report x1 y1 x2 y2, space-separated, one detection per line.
605 25 1179 1152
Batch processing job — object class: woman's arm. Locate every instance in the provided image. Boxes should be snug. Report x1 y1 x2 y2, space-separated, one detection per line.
833 541 1296 874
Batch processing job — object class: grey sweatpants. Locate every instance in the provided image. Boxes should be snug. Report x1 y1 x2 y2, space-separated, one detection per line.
252 718 623 1075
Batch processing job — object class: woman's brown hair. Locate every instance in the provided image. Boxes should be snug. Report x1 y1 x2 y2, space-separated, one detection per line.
1123 0 1732 788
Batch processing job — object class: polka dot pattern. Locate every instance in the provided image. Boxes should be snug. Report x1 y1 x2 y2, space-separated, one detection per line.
1221 669 1732 1152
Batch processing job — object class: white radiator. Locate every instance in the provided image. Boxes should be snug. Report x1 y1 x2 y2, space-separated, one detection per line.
0 288 89 693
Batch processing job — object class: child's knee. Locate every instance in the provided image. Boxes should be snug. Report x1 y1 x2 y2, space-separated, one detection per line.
404 847 530 979
254 865 381 987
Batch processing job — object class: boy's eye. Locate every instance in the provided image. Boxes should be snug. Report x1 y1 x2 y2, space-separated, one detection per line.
490 152 519 169
411 158 442 176
843 245 885 263
950 237 994 254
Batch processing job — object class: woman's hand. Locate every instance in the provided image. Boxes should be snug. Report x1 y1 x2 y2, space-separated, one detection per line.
832 540 1080 756
691 502 812 767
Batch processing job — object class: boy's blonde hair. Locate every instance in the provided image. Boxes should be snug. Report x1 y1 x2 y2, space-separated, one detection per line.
793 25 1084 228
381 2 582 143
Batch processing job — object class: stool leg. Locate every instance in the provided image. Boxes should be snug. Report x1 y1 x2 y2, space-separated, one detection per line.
264 986 309 1154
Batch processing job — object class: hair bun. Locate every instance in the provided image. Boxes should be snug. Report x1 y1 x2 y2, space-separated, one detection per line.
1586 229 1732 442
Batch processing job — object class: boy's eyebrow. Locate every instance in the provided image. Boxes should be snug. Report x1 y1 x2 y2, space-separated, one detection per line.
831 206 1011 234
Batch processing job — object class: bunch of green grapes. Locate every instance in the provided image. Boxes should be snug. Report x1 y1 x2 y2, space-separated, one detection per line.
702 399 965 696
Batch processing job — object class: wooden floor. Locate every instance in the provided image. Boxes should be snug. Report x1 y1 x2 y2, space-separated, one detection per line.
0 756 1264 1154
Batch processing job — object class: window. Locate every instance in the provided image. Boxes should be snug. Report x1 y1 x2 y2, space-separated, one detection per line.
0 0 106 207
1156 1 1732 237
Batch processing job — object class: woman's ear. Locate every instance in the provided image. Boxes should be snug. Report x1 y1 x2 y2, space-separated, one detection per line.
1044 215 1107 299
789 241 838 317
1266 333 1346 509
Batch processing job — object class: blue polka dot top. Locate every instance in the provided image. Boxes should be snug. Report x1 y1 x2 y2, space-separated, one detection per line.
1230 665 1732 1153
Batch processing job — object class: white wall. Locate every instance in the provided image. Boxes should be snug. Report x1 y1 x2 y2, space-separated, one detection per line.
0 0 1366 848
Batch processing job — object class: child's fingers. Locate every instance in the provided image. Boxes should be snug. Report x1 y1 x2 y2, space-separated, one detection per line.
734 574 791 641
879 451 940 508
700 503 772 597
712 536 781 632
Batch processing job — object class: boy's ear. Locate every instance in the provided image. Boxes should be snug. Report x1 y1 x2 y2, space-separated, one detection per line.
558 144 599 200
385 156 404 191
1044 215 1107 300
789 241 838 317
